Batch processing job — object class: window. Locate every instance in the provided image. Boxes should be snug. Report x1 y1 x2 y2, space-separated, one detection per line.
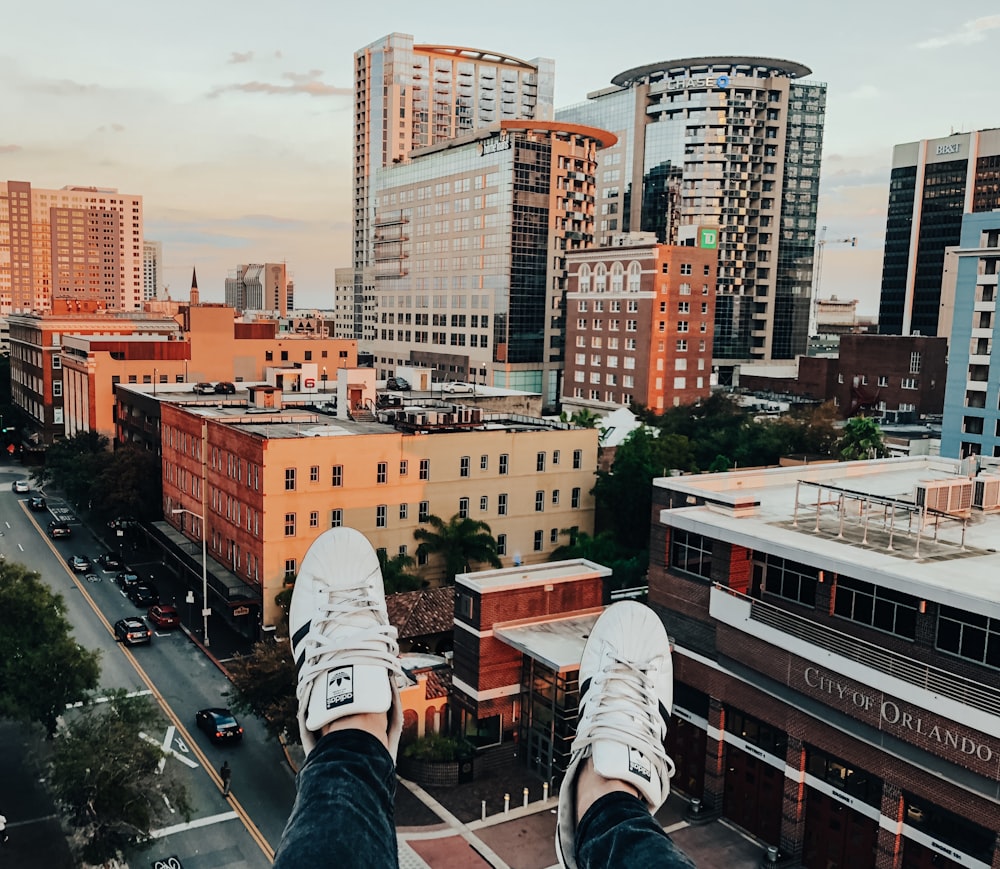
460 456 470 477
330 509 343 527
480 455 489 471
535 491 545 512
677 320 689 333
418 501 429 521
552 450 560 466
309 511 319 528
377 461 388 484
399 459 408 477
458 497 470 518
497 533 507 556
552 489 560 505
834 575 918 639
310 465 319 482
573 449 583 469
550 528 559 544
533 530 543 551
376 505 387 528
284 513 296 536
266 351 273 362
680 263 692 275
480 495 488 512
399 503 408 520
498 493 508 515
52 381 63 398
536 451 546 472
284 558 296 581
571 487 581 508
52 356 62 370
332 465 343 487
419 459 430 480
877 375 889 387
676 339 687 352
937 606 1000 667
669 529 712 579
901 377 917 390
910 352 922 374
757 554 817 607
285 468 296 491
499 453 509 475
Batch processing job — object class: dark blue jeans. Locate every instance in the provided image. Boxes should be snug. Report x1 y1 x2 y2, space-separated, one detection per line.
576 792 697 868
274 730 696 868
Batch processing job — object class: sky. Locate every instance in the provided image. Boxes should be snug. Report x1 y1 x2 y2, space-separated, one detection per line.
2 2 998 316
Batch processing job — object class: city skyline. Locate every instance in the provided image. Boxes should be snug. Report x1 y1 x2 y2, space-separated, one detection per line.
3 1 998 314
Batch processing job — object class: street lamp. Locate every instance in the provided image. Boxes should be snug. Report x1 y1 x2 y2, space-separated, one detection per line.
172 507 210 647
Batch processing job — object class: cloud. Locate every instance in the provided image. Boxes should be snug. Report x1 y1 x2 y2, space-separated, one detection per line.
228 51 254 64
207 70 350 98
97 123 126 134
24 78 101 96
843 84 879 101
0 144 21 153
917 15 1000 49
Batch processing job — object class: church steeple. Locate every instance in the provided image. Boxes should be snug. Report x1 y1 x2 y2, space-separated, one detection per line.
190 267 200 305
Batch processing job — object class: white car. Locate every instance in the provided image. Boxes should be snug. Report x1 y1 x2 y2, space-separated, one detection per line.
441 381 473 393
13 479 30 494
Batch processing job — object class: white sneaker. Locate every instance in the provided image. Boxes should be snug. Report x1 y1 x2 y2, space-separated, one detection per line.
289 527 403 757
556 601 675 868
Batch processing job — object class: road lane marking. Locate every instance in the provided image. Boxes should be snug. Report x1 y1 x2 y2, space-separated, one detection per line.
139 731 199 770
149 811 239 839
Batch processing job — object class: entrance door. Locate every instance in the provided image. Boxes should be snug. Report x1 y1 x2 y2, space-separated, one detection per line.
723 746 783 845
802 789 878 869
667 717 706 797
901 839 963 869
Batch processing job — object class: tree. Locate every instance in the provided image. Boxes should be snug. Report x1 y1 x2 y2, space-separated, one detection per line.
378 549 423 593
592 428 662 552
34 431 111 507
50 691 191 864
560 408 600 429
551 529 647 592
227 639 298 743
96 444 163 523
0 561 101 735
414 513 502 583
838 416 890 461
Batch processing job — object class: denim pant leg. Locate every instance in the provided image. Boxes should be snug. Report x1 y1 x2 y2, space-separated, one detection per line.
273 729 398 869
576 792 697 869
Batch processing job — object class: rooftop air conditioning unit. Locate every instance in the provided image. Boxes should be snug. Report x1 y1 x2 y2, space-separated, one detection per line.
973 475 1000 511
914 479 974 516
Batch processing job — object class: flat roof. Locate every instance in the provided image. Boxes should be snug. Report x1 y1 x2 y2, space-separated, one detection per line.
612 56 812 88
493 610 602 672
457 559 611 594
655 456 1000 618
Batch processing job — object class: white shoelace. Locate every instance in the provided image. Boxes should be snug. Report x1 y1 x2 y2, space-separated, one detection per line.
297 583 401 704
575 656 674 780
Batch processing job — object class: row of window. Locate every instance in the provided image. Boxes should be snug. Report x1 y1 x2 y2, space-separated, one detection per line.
837 373 919 389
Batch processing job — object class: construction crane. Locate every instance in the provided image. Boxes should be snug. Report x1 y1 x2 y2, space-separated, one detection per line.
809 226 857 337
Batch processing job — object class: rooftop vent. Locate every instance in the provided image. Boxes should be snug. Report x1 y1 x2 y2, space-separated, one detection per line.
914 479 973 517
973 475 1000 512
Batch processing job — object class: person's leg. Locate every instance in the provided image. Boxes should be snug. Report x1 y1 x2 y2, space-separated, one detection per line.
273 527 404 869
555 601 696 869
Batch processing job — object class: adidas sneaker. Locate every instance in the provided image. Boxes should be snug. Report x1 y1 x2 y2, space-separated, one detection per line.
556 601 676 868
289 527 403 757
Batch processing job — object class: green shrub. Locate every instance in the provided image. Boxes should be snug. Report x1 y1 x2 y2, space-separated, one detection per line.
402 733 475 762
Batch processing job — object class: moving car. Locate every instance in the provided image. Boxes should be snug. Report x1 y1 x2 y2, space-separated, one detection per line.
28 496 47 511
214 381 236 394
48 521 72 539
195 708 244 744
127 583 160 608
147 604 181 630
95 552 123 571
68 555 91 573
114 617 151 646
13 479 30 493
441 381 473 393
386 376 410 391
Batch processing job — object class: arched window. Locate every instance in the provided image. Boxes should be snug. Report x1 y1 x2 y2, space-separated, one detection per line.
594 263 607 293
578 264 591 293
611 262 625 292
627 261 642 292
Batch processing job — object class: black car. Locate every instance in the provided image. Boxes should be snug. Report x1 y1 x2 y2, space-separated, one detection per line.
127 583 159 608
114 617 151 646
386 376 410 391
48 521 72 539
95 552 123 571
28 496 47 511
214 381 236 394
115 571 141 592
195 708 244 744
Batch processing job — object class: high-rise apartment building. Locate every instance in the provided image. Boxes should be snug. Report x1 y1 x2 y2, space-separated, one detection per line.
557 57 826 369
878 129 1000 338
1 181 144 315
225 263 293 316
368 121 614 404
940 212 1000 460
143 240 163 301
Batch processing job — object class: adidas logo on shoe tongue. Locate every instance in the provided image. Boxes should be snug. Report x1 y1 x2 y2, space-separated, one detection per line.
325 665 355 709
628 746 652 781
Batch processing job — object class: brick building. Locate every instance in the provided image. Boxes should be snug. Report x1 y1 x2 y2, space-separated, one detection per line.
648 456 1000 867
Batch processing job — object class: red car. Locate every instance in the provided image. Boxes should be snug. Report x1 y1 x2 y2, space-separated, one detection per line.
147 604 181 630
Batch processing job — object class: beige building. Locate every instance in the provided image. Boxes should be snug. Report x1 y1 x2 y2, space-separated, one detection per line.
161 386 598 629
1 180 144 315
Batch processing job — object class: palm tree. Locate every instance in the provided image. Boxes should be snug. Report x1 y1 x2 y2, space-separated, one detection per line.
378 550 423 593
413 513 502 584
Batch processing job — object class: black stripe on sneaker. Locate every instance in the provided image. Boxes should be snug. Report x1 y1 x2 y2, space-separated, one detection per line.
659 701 671 725
291 620 311 654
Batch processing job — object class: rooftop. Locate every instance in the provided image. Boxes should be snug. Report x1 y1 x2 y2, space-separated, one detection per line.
457 559 611 594
493 609 602 672
655 456 1000 618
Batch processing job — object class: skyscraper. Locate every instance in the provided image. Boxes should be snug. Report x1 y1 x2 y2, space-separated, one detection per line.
143 240 163 301
225 263 292 315
557 56 826 370
1 180 144 315
877 129 1000 338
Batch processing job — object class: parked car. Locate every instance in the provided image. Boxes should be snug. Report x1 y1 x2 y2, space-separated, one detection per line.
68 555 91 573
195 708 244 744
48 521 72 539
114 617 151 646
441 381 473 393
193 382 215 394
115 571 141 592
386 376 410 391
95 552 123 571
127 583 160 608
214 381 236 394
28 495 47 511
147 604 181 630
13 479 30 493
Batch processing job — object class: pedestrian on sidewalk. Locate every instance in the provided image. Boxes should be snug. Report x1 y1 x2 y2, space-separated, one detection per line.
220 761 232 796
